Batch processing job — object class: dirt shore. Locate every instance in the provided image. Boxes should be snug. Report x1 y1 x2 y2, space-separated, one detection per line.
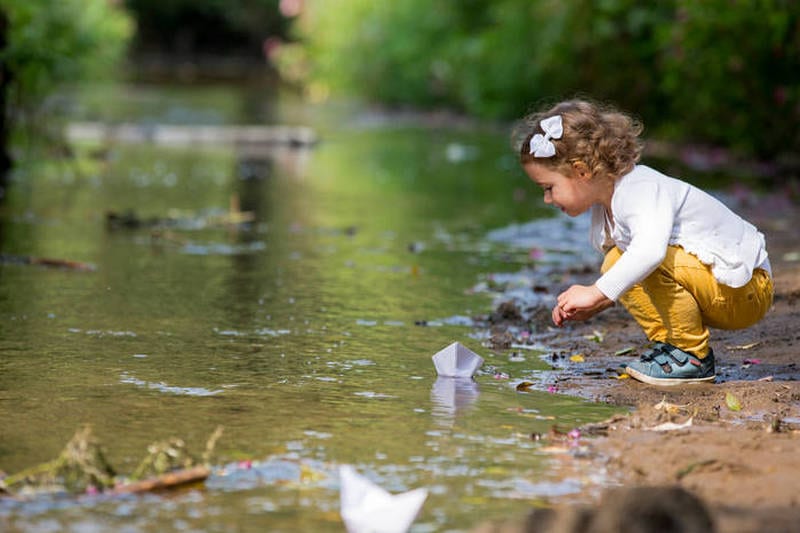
476 191 800 532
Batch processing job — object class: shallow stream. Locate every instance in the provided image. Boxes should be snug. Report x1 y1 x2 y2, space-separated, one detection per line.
0 83 620 531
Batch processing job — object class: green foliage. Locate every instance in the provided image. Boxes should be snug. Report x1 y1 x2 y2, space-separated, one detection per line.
659 0 800 157
2 0 133 116
282 0 800 159
293 0 462 107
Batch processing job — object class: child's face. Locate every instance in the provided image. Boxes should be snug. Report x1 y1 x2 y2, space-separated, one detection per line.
523 162 598 217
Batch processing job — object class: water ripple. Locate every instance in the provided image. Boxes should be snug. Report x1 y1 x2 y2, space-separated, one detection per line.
120 372 224 396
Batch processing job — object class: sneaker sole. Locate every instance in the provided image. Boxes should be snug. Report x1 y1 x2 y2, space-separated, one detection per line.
625 366 716 386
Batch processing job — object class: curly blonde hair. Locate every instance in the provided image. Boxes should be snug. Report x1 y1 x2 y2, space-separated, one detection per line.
516 99 644 180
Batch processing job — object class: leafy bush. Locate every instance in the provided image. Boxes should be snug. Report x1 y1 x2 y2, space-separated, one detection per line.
658 0 800 157
289 0 463 107
2 0 133 118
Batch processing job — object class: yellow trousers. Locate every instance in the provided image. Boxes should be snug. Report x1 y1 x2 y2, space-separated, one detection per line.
602 246 773 359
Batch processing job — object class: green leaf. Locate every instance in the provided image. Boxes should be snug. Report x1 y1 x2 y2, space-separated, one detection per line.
725 391 742 412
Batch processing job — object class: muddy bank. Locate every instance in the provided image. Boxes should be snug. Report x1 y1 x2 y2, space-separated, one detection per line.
473 190 800 532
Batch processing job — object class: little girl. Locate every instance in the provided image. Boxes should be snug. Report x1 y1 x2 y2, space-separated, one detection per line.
518 99 773 386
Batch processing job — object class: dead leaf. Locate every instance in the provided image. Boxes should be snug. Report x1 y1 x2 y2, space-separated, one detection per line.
583 329 604 343
654 397 691 415
515 381 534 392
569 354 585 363
727 342 761 350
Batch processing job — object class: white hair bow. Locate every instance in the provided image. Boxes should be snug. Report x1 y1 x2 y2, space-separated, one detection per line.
528 115 563 158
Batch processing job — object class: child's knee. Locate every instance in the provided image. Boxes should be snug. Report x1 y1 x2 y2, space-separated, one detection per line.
705 274 773 330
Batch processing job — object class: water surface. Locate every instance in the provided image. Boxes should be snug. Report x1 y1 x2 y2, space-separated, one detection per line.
0 83 619 531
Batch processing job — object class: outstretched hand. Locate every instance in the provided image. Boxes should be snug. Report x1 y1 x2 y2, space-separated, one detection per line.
552 284 614 327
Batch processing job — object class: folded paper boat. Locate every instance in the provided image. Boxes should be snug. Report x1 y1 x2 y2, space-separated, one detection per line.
339 465 428 533
432 341 484 377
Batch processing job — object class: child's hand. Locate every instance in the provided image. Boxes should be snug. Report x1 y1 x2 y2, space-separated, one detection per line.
552 284 613 326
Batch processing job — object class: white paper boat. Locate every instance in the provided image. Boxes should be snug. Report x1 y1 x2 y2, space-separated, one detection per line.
431 341 484 377
339 465 428 533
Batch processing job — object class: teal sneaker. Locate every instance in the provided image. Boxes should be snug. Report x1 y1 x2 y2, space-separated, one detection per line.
625 344 716 386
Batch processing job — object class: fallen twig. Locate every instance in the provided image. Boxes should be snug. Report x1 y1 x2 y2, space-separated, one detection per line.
112 466 210 494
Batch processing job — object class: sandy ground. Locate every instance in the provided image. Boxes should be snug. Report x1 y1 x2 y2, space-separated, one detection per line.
474 191 800 533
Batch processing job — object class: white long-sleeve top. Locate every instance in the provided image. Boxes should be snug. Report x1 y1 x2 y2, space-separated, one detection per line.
592 165 771 302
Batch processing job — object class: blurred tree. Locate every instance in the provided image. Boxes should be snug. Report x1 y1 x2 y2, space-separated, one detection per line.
0 0 132 175
284 1 461 106
1 8 11 178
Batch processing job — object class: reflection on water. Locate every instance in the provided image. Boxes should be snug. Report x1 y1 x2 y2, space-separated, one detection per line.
119 371 226 396
0 83 619 531
430 377 480 420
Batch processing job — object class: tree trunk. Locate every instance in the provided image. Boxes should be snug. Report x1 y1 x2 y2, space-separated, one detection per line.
0 7 12 183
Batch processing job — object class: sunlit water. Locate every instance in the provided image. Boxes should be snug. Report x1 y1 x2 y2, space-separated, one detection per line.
0 83 621 531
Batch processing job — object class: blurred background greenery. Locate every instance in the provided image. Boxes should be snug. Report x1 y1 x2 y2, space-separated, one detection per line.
1 0 799 176
281 0 799 161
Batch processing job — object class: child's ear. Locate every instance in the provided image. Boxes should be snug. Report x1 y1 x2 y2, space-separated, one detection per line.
572 161 592 180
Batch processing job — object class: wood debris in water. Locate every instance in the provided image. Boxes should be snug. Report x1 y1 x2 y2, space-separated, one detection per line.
0 254 96 272
112 465 210 494
1 425 223 498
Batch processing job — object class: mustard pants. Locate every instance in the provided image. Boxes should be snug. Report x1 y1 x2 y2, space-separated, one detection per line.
602 246 773 359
